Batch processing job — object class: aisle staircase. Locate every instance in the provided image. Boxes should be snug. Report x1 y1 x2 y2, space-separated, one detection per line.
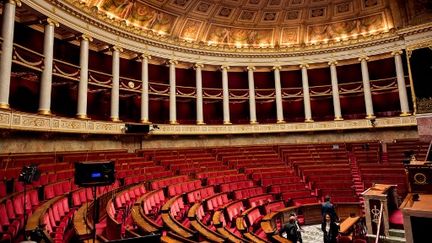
348 152 365 205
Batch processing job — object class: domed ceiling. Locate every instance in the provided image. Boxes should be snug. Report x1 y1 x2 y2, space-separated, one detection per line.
78 0 400 48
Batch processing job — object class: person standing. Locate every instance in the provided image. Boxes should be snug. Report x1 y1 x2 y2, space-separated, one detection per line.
322 195 338 222
322 213 339 243
280 214 303 243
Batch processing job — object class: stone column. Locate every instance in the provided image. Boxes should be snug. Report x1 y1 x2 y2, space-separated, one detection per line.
0 0 21 109
329 61 343 120
38 18 59 115
169 59 178 124
110 46 122 122
221 65 231 124
392 50 410 116
76 34 92 119
247 66 258 124
273 65 285 123
195 63 205 124
359 56 375 119
140 54 151 123
300 64 313 122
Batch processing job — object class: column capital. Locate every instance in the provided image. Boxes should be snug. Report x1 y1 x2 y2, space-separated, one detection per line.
77 34 93 42
328 60 338 66
272 65 282 70
299 63 309 69
194 63 204 69
110 45 123 53
220 65 230 71
6 0 22 6
391 50 403 56
168 59 178 65
40 18 60 27
247 66 256 71
358 55 369 62
138 53 151 61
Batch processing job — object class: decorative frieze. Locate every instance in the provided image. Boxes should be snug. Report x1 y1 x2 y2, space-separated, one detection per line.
0 110 417 135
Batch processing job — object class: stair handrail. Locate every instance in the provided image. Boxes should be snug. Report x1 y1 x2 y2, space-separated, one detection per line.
375 202 385 243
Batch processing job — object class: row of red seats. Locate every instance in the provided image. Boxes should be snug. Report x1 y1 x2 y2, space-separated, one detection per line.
233 187 264 200
186 186 215 204
0 189 38 240
168 180 202 197
206 193 229 211
42 197 75 243
150 175 189 190
206 173 248 186
72 181 119 207
220 180 254 192
44 180 75 200
115 184 146 209
196 169 237 179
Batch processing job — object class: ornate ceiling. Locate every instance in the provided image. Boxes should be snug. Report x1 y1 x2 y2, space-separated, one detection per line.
80 0 396 48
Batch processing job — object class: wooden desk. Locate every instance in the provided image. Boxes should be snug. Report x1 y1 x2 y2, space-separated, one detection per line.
26 196 62 232
187 203 226 243
132 194 161 234
339 216 360 234
73 202 93 239
400 193 432 243
161 195 196 239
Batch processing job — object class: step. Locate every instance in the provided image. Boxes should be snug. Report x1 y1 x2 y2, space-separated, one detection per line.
367 234 406 243
389 229 405 238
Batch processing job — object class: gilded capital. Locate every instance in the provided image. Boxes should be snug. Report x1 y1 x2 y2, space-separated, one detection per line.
194 63 204 69
7 0 22 7
111 46 123 52
272 65 282 70
328 60 338 66
358 56 369 62
40 18 60 27
139 53 151 61
391 50 403 56
221 65 230 71
78 34 93 42
168 59 178 65
299 63 309 69
247 66 256 71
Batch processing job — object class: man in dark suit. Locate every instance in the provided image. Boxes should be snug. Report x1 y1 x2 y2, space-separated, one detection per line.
280 213 303 243
322 195 339 222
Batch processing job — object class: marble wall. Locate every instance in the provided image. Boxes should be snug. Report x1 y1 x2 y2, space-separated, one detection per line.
0 128 419 154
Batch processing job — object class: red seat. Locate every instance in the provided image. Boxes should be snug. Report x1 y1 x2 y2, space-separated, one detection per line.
44 184 55 200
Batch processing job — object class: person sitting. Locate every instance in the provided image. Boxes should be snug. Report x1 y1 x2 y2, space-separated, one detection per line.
279 213 303 243
322 212 339 243
322 195 339 222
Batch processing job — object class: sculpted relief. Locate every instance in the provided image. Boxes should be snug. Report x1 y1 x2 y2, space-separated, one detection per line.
84 0 175 33
307 14 385 42
79 0 390 47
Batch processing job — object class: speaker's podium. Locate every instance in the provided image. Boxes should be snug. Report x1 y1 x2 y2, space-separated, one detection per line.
361 184 400 239
400 163 432 243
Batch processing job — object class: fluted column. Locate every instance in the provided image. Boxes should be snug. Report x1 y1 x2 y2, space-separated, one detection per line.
329 61 343 120
110 46 122 122
359 56 375 119
195 63 205 125
273 65 284 123
169 59 178 124
300 64 313 122
247 66 258 124
140 54 151 123
0 0 21 109
76 34 92 119
221 65 231 124
392 50 410 116
38 18 59 115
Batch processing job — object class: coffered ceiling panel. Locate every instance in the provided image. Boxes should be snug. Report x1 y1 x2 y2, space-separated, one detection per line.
64 0 428 49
